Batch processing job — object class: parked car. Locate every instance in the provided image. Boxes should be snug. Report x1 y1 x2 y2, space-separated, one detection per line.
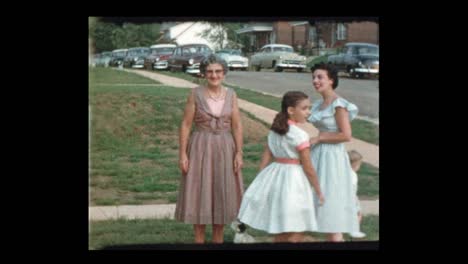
95 51 112 67
215 49 248 71
109 49 128 67
250 44 307 72
167 44 213 75
327 42 379 78
123 47 151 69
143 44 176 70
90 53 100 67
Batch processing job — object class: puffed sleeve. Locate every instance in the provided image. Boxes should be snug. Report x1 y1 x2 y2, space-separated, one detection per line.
332 97 359 121
293 128 310 151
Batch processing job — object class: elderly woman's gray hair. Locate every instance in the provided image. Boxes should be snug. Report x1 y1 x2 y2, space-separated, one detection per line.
199 54 228 75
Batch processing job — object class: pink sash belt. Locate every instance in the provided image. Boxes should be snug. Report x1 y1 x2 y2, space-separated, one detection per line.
275 157 300 164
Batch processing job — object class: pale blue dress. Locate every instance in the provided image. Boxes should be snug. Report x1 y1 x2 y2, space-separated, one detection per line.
237 124 319 234
308 97 360 233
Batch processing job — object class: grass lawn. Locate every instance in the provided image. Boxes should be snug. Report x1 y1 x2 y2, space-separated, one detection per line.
89 215 378 249
90 67 161 84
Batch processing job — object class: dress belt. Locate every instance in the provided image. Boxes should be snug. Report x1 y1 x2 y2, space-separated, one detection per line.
275 157 300 164
195 127 231 134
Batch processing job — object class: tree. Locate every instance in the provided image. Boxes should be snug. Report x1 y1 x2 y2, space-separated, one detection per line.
199 22 249 51
90 21 119 53
89 19 162 53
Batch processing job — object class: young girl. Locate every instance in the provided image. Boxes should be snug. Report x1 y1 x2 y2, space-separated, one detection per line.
237 91 325 243
348 150 366 238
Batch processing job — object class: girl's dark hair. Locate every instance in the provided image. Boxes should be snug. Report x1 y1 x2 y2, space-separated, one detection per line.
199 54 228 75
311 63 339 89
271 91 308 135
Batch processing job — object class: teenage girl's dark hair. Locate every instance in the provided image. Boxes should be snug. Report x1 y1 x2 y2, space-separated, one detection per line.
271 91 309 135
311 63 339 89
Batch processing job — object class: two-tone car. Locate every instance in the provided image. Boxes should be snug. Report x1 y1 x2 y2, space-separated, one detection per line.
250 44 307 72
109 49 128 67
215 49 248 71
123 47 151 69
167 44 213 75
143 44 176 70
327 42 379 79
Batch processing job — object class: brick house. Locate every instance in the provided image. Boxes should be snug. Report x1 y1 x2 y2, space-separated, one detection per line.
236 20 379 55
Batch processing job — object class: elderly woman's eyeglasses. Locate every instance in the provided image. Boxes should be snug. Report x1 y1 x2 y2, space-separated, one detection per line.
205 69 224 75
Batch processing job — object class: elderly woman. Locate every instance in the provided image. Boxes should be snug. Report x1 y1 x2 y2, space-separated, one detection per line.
175 54 244 244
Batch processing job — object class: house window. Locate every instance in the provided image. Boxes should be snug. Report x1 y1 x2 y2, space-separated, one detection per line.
270 31 276 44
337 23 347 40
309 26 317 41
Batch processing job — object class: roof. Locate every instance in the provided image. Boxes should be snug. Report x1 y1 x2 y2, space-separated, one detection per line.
261 44 293 49
112 49 128 52
236 25 273 34
150 44 177 49
345 42 379 47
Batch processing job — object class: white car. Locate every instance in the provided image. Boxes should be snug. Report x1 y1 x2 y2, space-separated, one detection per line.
215 49 249 71
250 44 307 72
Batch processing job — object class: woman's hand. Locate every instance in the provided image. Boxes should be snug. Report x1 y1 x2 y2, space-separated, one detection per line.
234 152 243 175
309 135 321 146
179 154 189 175
317 193 325 206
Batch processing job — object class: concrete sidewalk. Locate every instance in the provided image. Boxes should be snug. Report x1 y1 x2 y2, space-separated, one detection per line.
89 200 379 221
121 69 379 168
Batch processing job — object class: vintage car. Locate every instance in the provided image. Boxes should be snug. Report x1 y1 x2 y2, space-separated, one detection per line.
250 44 307 72
215 49 248 71
167 44 213 75
95 51 112 67
143 44 176 70
109 49 128 67
327 42 379 78
123 47 151 69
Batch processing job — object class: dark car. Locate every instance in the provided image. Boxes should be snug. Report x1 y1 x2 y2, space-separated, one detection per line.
109 49 128 67
327 42 379 78
123 47 151 69
143 44 177 70
167 44 213 75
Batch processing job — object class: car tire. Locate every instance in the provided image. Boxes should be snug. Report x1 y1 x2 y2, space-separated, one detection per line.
255 65 261 72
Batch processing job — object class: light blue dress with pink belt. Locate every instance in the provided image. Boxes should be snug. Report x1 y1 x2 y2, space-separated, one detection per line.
308 97 360 233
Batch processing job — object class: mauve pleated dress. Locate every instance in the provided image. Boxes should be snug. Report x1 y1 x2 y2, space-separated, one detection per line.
175 86 244 225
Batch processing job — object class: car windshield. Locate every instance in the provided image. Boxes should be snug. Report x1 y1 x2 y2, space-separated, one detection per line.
273 46 293 52
113 51 126 57
186 45 211 54
217 49 241 55
128 48 151 56
151 47 175 55
356 46 379 55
